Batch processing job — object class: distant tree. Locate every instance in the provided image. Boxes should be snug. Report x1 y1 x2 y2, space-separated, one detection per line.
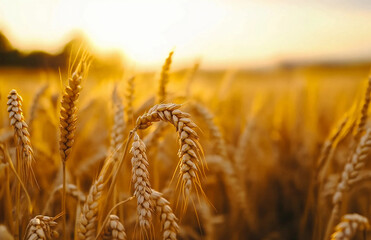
0 32 12 52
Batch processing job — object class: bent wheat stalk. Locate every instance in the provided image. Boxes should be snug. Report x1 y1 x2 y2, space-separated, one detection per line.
136 103 205 209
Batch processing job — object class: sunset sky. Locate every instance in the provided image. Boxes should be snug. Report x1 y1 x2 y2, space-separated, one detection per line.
0 0 370 69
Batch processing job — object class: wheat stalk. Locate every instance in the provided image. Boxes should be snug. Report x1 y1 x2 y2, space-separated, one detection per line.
25 215 59 240
151 189 179 240
60 56 88 239
324 128 371 240
78 175 104 240
103 215 127 240
136 103 205 202
158 51 174 103
130 132 153 230
331 214 370 240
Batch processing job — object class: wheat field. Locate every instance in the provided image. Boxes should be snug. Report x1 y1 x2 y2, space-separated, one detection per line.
0 51 371 240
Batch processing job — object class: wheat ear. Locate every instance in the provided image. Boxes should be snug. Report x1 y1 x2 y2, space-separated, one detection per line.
78 175 104 240
324 128 371 240
125 76 135 125
60 59 86 161
136 103 205 200
109 85 125 162
158 51 174 103
60 57 88 239
7 89 34 180
130 132 153 230
331 214 370 240
25 215 59 240
356 77 371 138
151 189 179 240
192 102 227 158
8 89 35 239
103 215 127 240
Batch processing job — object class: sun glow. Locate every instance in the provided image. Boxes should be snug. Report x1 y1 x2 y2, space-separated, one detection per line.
80 0 226 67
0 0 371 69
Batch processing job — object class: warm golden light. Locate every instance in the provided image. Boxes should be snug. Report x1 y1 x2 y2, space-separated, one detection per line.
0 0 370 69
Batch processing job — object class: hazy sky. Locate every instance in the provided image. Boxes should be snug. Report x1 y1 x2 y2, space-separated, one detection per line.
0 0 370 69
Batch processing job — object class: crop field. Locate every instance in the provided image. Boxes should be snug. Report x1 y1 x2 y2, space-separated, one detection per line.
0 49 370 240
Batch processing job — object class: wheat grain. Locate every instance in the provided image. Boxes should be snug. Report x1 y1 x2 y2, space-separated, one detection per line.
25 215 59 240
103 215 127 240
130 132 153 230
331 214 370 240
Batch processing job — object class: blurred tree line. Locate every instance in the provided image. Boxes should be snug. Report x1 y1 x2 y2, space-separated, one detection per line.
0 32 124 76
